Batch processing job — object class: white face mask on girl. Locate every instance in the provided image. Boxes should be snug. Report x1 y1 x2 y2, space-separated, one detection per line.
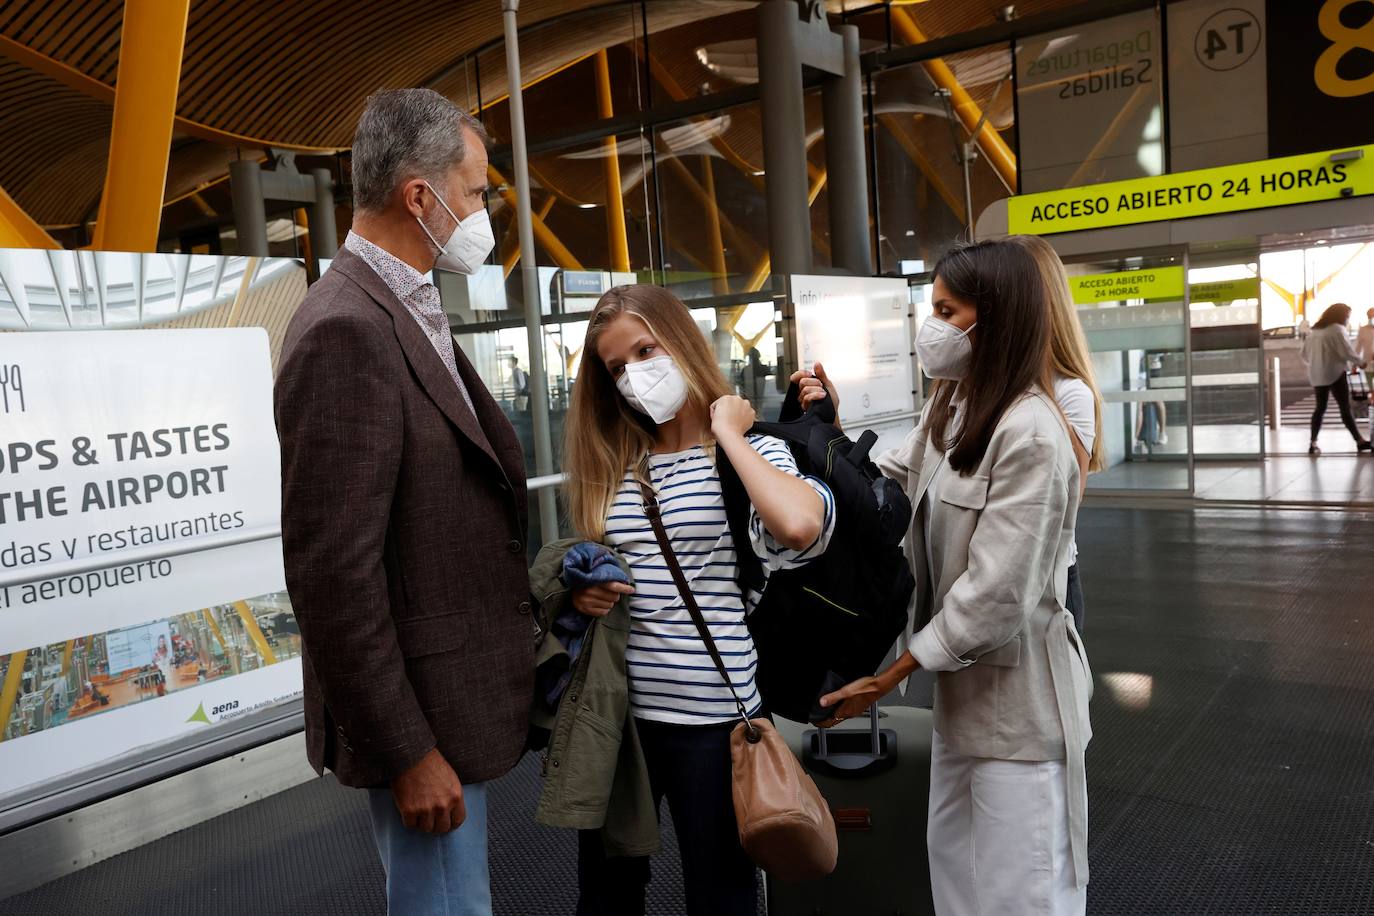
616 355 689 425
417 180 495 275
916 316 977 381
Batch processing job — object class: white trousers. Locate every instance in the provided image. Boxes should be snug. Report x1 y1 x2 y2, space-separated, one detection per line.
927 730 1086 916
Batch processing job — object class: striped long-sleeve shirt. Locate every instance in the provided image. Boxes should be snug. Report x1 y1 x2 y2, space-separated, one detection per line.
603 434 836 725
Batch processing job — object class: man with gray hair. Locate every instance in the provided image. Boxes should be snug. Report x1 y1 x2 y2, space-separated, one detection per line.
275 88 534 915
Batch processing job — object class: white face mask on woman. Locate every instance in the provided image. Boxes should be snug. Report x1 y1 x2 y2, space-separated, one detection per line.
916 316 977 381
616 355 689 425
417 180 495 275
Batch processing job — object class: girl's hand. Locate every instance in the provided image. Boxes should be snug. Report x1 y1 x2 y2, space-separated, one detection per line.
710 395 756 439
788 361 840 421
572 582 634 617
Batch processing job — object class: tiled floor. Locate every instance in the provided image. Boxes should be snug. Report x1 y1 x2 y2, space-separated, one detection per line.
1090 455 1374 503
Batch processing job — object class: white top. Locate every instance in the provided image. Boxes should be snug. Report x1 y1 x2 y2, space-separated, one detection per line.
1052 374 1096 565
603 434 836 724
1052 375 1097 454
1301 324 1364 387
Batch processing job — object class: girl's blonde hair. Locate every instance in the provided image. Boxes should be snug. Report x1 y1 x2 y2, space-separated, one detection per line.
563 285 732 540
1011 235 1106 472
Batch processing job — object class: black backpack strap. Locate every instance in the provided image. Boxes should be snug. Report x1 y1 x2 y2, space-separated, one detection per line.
717 448 766 594
638 475 758 736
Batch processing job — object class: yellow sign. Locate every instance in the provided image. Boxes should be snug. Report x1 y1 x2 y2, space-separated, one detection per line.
1070 267 1185 304
1009 145 1374 235
1189 277 1260 302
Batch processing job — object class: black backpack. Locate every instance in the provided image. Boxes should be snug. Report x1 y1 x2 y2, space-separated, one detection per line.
719 384 915 724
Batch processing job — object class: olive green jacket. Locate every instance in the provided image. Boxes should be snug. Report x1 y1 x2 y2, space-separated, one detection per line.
529 539 658 857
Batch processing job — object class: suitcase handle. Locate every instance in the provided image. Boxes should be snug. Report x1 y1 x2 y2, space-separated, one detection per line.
805 707 898 779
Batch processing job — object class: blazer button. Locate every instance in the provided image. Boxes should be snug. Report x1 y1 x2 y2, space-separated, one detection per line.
517 600 532 615
507 539 522 554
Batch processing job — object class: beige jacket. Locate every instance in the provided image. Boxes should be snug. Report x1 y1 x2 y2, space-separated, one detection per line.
877 388 1093 885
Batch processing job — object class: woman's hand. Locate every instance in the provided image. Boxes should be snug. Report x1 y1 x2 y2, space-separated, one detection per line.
572 582 634 617
816 676 889 727
788 362 841 426
710 395 756 440
815 651 919 727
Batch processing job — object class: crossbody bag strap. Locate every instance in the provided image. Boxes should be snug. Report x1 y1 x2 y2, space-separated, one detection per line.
637 474 757 733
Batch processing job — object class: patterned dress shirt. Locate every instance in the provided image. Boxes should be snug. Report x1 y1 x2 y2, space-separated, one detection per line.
343 230 476 415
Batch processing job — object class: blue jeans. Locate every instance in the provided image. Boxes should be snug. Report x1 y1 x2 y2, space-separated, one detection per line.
366 781 490 916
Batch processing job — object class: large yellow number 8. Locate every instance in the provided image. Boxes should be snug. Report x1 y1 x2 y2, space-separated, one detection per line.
1315 0 1374 97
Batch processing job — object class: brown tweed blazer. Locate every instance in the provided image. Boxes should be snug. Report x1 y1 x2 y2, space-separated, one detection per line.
275 246 533 788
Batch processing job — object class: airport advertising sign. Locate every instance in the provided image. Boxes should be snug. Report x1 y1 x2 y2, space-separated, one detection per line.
0 330 299 800
1008 144 1374 235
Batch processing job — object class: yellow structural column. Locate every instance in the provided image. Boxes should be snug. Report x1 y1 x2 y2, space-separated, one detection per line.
0 650 28 743
746 170 828 293
0 185 60 248
701 157 729 295
91 0 192 252
594 50 631 273
503 197 556 279
890 8 1017 192
233 601 278 666
489 165 585 270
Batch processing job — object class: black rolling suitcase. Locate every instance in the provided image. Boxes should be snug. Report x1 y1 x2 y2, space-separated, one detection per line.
768 705 936 916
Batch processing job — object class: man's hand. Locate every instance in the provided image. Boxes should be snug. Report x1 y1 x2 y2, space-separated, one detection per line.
392 748 466 834
572 582 635 617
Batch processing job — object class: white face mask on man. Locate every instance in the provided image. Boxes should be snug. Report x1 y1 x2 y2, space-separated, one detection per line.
916 316 977 381
616 355 689 425
416 180 495 275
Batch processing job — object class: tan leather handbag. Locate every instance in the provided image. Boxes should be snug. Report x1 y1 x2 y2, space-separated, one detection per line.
639 478 838 882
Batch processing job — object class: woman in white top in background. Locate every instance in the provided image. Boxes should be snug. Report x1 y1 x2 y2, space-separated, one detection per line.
1014 236 1105 635
1301 303 1370 455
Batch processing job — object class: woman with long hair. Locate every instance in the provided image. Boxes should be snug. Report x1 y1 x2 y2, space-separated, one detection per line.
562 284 835 915
1013 235 1104 634
1301 302 1370 455
797 239 1091 914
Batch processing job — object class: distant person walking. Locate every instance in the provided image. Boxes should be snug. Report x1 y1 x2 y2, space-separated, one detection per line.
1356 307 1374 392
509 355 530 411
1301 303 1370 455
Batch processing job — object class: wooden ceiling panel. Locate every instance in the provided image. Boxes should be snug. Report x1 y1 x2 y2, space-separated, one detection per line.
0 57 110 225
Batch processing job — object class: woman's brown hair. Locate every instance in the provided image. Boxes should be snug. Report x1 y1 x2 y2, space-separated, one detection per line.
1012 235 1106 472
562 285 732 540
924 239 1054 474
1312 303 1352 330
